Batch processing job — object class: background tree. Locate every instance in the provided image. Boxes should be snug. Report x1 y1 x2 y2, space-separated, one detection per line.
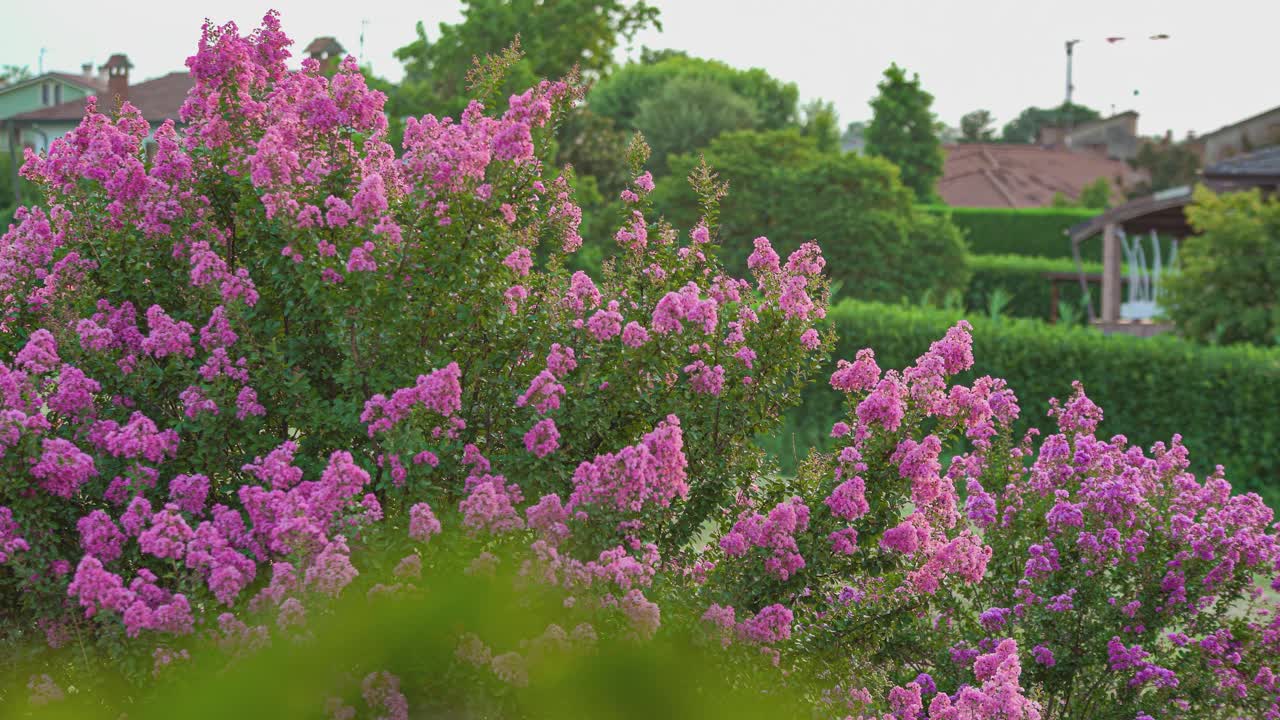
863 63 944 202
799 99 841 153
554 107 633 196
390 0 660 119
0 64 32 86
652 128 969 302
588 54 798 143
1126 134 1201 197
1162 187 1280 346
999 102 1102 143
959 109 996 143
632 74 761 171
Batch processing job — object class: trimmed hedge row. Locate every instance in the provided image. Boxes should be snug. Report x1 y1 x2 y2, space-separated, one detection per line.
766 300 1280 504
966 254 1102 323
918 205 1096 259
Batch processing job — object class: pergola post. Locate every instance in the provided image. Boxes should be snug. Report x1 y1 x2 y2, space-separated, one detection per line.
1101 223 1122 324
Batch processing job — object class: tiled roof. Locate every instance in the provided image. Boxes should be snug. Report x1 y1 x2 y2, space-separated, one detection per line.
9 72 193 123
1203 146 1280 178
938 143 1146 208
47 73 108 92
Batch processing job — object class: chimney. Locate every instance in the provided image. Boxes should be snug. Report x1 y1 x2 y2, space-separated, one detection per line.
305 37 346 74
81 62 94 79
1038 126 1065 147
99 53 133 110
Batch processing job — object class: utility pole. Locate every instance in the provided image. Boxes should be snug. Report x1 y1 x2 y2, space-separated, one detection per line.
38 47 46 75
1064 39 1080 131
359 19 369 65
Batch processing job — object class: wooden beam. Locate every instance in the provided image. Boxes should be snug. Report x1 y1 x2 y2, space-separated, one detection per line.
1101 223 1122 324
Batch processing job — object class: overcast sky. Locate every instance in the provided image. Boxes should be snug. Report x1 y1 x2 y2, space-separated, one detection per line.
2 0 1275 138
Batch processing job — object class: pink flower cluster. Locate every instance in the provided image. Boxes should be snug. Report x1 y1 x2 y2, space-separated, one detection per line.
720 497 810 581
568 416 688 513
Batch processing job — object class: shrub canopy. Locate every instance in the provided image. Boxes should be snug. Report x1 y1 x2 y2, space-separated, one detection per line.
1164 186 1280 346
655 129 970 304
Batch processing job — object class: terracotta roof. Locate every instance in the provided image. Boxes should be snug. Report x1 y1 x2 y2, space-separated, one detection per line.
938 143 1147 208
50 72 108 92
9 72 193 124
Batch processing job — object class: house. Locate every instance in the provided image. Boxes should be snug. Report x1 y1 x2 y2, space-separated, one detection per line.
938 143 1146 208
1043 111 1141 161
4 55 192 151
3 54 193 202
3 37 341 201
1197 104 1280 165
0 65 106 150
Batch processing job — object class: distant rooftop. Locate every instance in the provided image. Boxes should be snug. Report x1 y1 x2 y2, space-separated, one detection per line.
1203 145 1280 178
939 143 1146 209
10 71 193 124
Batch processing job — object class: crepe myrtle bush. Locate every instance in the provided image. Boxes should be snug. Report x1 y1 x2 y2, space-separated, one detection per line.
0 12 1278 720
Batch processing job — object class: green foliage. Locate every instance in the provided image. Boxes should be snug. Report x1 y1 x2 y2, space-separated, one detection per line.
1126 137 1200 198
653 129 969 303
1054 177 1113 209
390 0 660 118
1078 176 1113 208
966 253 1102 323
590 55 798 132
799 100 841 153
864 64 943 202
999 102 1102 144
1164 186 1280 346
0 65 32 85
917 205 1098 259
959 109 996 143
0 151 39 209
632 75 761 171
766 300 1280 504
555 107 634 198
2 543 809 718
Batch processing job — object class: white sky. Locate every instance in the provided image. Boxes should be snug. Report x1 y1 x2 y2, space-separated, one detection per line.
2 0 1275 138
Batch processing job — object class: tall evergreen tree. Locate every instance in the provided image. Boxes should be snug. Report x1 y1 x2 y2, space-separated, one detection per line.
864 64 943 202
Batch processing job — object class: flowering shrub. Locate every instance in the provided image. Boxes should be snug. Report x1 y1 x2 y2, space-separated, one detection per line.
1 13 1278 719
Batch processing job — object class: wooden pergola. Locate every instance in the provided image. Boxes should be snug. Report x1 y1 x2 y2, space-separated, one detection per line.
1065 186 1193 334
1064 146 1280 335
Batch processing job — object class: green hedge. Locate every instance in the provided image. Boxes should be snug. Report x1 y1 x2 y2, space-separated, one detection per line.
1 206 14 231
919 205 1097 259
766 300 1280 504
966 254 1102 323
